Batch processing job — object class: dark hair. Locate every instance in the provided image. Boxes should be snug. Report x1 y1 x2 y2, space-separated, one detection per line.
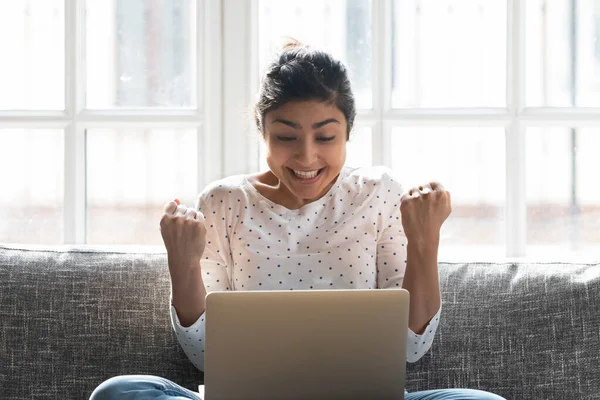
253 39 356 140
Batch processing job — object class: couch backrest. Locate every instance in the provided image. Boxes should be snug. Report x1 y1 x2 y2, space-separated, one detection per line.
1 244 598 399
409 259 600 399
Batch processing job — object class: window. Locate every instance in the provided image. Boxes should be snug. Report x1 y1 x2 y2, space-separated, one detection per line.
526 127 600 257
1 0 598 259
0 129 64 244
86 1 196 109
86 128 198 245
526 0 600 107
390 127 506 251
391 0 507 108
0 1 64 110
0 0 212 246
253 0 600 259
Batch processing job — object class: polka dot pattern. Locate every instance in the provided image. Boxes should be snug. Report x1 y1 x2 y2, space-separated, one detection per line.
171 166 442 371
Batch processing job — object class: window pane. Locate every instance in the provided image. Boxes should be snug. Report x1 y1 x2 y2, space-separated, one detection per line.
258 0 373 109
526 0 600 107
257 127 372 172
526 128 600 257
86 129 199 245
391 0 507 108
391 127 506 254
0 1 64 110
0 130 64 244
85 0 197 109
259 139 268 172
346 127 372 168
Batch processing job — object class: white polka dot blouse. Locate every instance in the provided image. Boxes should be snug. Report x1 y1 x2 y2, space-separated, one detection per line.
170 166 442 371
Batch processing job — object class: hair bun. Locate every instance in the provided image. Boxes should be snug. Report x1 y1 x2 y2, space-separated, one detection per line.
280 36 307 51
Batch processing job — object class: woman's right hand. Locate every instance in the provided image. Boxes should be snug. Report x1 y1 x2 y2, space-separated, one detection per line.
160 199 207 269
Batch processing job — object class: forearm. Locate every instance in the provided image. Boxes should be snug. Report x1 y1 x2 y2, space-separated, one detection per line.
402 237 441 334
169 258 207 327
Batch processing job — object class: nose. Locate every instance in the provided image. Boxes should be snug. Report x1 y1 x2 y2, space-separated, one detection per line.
295 139 318 166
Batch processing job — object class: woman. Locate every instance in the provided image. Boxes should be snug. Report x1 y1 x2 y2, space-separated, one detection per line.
90 41 505 400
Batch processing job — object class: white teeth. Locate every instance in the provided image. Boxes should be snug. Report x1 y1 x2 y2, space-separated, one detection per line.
293 169 319 179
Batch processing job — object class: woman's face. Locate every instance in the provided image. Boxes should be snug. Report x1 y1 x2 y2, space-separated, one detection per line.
263 100 347 206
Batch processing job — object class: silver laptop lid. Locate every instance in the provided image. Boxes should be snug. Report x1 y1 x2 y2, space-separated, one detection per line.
204 289 409 400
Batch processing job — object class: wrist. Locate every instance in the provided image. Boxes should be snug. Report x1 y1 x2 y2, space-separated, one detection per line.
170 262 204 298
406 233 440 254
406 236 440 277
168 256 202 280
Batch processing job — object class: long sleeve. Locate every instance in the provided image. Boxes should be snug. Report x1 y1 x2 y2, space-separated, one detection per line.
170 188 234 371
376 170 441 363
170 305 207 371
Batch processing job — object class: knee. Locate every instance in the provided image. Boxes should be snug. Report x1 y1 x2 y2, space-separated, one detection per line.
89 375 139 400
423 388 506 400
462 389 506 400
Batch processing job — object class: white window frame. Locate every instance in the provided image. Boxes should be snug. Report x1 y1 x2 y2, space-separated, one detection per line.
1 0 599 256
0 0 223 244
231 0 600 258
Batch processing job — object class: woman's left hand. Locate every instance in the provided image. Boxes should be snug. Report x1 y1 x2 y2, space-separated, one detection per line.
400 182 452 248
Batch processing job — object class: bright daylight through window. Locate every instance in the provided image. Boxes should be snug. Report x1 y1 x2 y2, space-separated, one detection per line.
0 0 598 259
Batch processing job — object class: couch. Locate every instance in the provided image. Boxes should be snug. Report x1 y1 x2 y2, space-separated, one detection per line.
1 243 598 399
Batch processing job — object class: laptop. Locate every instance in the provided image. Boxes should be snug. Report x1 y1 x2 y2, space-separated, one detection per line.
199 288 410 400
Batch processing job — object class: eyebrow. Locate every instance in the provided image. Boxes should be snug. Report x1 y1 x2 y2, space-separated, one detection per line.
271 118 341 130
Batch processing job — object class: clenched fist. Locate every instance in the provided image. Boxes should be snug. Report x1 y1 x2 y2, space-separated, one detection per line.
159 199 207 268
400 182 451 247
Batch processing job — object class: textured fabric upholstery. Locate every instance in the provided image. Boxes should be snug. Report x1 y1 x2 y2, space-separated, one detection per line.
0 245 198 399
406 261 600 399
1 244 598 399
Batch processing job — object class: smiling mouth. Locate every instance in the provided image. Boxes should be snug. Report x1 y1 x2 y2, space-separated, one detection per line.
288 167 326 182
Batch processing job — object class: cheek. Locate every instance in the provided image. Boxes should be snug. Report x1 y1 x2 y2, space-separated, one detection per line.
266 142 290 166
327 143 346 165
309 145 345 167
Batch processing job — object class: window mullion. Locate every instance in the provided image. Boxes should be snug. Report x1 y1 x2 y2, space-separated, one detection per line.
506 0 527 257
222 0 254 177
247 0 260 174
64 0 86 244
200 0 222 188
372 0 392 167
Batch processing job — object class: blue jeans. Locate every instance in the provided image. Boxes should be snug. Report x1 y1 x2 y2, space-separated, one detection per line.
90 375 506 400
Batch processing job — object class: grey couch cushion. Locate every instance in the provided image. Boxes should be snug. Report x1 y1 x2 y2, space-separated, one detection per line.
0 245 199 399
1 244 599 399
407 261 600 399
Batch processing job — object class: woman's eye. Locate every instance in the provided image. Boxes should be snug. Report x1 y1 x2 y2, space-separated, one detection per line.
318 136 336 142
277 136 295 142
